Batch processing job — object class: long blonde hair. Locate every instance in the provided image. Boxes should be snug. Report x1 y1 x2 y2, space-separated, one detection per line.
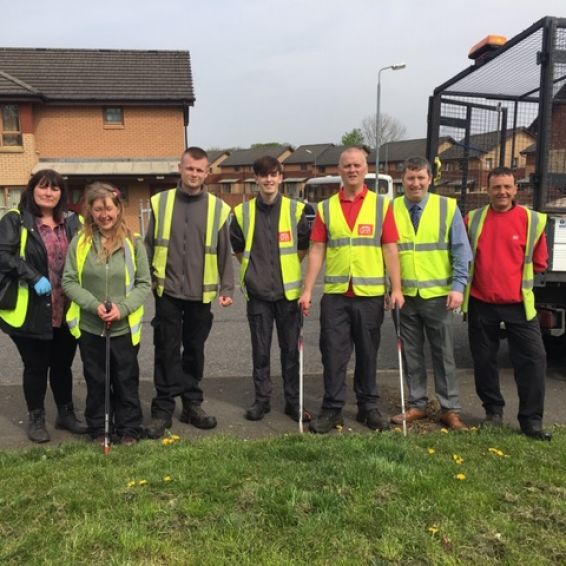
82 183 132 261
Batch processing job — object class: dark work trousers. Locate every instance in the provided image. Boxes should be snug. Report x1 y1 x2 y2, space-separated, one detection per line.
79 331 143 439
320 294 385 410
246 296 301 406
467 297 546 428
151 293 213 419
11 326 77 412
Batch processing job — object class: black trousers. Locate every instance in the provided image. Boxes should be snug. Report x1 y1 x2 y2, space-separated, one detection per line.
246 296 300 405
467 297 546 428
79 331 143 439
11 326 77 412
151 294 213 419
320 294 384 410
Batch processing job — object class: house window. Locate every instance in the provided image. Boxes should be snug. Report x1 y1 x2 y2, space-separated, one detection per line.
1 105 23 146
103 107 124 125
485 158 494 170
511 157 518 168
395 162 404 171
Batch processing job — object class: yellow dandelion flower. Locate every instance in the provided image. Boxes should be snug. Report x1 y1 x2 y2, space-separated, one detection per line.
427 447 436 455
138 479 148 486
170 434 181 441
163 475 172 482
488 447 507 457
428 524 439 535
470 426 478 432
455 473 466 481
336 424 343 431
394 427 402 433
127 480 136 488
440 428 449 434
452 454 464 465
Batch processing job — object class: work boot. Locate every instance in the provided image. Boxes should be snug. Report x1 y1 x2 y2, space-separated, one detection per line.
55 403 88 434
309 408 343 434
284 402 313 423
245 401 271 421
357 407 389 431
146 417 172 439
482 413 503 428
520 422 553 441
28 409 50 443
180 405 217 429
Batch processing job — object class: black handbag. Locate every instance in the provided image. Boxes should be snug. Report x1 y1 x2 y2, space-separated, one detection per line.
0 274 18 310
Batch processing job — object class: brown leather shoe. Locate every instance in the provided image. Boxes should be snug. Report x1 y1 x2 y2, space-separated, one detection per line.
390 407 427 425
440 411 467 430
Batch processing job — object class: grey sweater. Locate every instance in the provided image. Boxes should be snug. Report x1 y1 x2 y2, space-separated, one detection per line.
145 185 234 301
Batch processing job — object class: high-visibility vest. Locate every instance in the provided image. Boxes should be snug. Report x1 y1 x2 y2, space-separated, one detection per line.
66 234 144 345
150 189 231 303
394 194 456 298
463 205 547 321
319 191 389 296
0 209 30 328
234 196 304 301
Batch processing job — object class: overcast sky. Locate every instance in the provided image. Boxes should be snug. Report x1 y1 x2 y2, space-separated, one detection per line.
2 0 565 149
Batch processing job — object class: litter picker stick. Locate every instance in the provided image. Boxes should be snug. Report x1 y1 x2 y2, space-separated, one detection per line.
103 299 112 455
395 306 408 437
298 305 304 434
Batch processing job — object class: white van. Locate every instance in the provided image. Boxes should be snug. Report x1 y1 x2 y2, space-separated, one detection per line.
303 173 394 203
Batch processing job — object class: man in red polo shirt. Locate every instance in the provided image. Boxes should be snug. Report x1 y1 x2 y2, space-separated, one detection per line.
299 147 404 434
464 166 551 440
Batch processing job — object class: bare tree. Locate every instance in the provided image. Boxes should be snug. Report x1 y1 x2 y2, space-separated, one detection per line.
361 113 407 147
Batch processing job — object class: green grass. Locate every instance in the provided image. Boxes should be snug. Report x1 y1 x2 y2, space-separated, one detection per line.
1 427 565 565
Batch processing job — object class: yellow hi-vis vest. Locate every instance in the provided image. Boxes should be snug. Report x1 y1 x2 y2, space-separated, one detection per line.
320 191 389 296
234 196 304 301
394 194 456 298
150 189 231 303
463 205 547 321
0 209 30 328
66 234 144 345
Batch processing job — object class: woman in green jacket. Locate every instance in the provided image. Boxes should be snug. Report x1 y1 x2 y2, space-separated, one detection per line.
63 183 151 445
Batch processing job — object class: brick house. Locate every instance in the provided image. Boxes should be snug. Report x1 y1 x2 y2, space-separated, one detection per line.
0 48 194 229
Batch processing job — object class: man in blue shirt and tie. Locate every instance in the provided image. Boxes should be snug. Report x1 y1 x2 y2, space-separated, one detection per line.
391 157 472 430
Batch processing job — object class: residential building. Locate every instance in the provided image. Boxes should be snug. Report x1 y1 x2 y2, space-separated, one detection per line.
0 47 194 229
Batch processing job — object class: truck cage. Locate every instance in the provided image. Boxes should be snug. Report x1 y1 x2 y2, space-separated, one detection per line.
426 16 566 216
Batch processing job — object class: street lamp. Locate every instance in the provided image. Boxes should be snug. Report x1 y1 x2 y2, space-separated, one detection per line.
375 63 406 176
305 148 317 176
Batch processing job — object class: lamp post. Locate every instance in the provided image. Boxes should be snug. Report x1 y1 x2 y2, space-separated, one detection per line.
305 148 317 176
375 63 406 177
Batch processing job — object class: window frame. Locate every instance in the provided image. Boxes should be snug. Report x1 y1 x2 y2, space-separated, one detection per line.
103 106 125 127
0 105 23 147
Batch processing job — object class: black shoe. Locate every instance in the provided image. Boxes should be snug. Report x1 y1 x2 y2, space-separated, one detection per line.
180 405 217 429
482 413 503 428
309 409 344 434
245 401 271 421
146 417 172 439
28 409 50 443
521 426 552 441
284 403 312 423
357 407 389 431
55 403 88 434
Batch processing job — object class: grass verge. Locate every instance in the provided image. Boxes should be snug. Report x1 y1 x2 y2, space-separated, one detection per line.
0 426 565 564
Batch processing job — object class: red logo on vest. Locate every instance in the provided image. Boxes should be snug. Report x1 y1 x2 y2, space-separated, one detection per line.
358 224 374 236
279 231 292 242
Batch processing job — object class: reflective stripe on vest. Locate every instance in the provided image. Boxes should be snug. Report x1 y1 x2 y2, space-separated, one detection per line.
150 190 231 303
234 196 304 300
66 234 144 345
463 205 547 320
0 210 30 328
319 191 388 296
394 194 456 298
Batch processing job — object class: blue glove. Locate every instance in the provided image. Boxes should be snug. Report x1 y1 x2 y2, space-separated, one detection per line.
34 276 52 296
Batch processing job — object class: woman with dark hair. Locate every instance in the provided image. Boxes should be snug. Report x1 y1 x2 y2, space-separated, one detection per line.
0 169 86 442
63 183 150 446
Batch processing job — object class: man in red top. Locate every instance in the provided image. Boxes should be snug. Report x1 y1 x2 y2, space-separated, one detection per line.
464 167 551 440
299 147 404 434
